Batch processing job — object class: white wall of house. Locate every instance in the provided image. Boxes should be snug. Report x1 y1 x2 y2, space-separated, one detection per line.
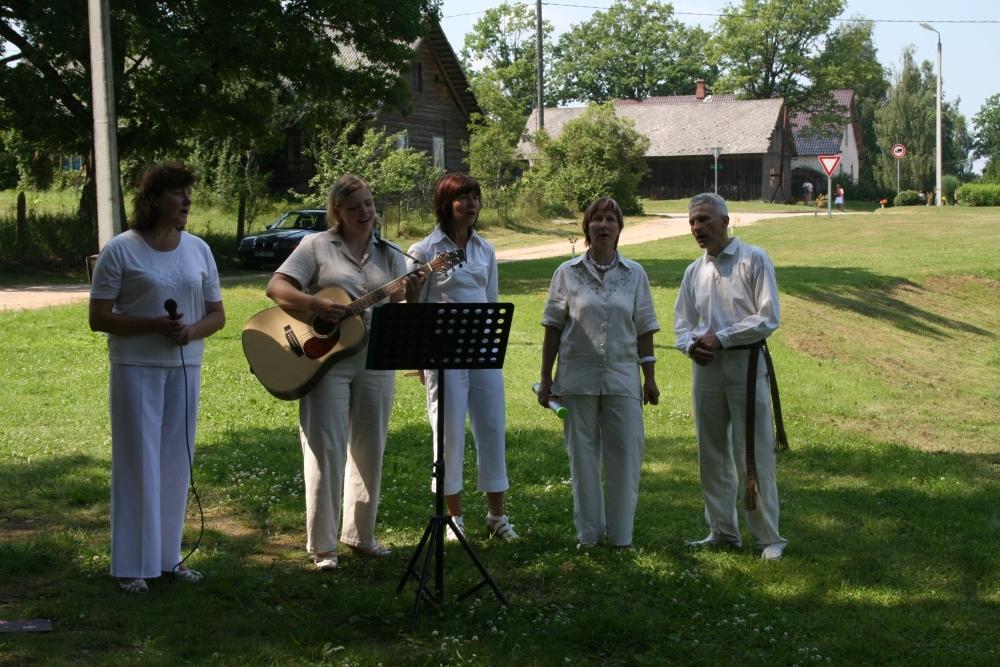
791 123 860 184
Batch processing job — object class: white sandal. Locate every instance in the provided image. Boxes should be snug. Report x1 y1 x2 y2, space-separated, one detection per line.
346 542 391 557
486 514 519 540
172 568 203 583
313 553 338 571
119 578 149 593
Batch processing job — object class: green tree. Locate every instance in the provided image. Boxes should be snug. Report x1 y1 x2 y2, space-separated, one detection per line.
523 104 650 214
874 48 971 193
550 0 714 104
710 0 845 111
812 18 890 189
972 94 1000 181
461 3 553 217
943 100 974 180
308 124 440 213
873 49 936 192
460 2 551 120
0 0 436 245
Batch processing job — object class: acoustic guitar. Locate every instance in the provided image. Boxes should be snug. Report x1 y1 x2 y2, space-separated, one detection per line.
242 249 465 399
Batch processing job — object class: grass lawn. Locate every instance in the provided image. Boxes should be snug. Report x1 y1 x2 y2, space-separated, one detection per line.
1 207 998 665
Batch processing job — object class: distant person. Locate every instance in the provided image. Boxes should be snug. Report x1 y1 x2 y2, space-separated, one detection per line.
538 196 660 548
265 174 425 571
834 184 845 211
407 173 519 541
674 193 788 560
801 180 814 204
89 162 226 593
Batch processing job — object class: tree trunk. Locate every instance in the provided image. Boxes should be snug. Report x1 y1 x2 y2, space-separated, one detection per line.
79 149 99 254
15 191 27 259
237 192 246 240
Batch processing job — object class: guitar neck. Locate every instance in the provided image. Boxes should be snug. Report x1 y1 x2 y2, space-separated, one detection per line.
346 260 435 315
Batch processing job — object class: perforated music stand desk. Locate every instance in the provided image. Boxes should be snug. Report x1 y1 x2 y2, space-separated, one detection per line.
366 302 514 626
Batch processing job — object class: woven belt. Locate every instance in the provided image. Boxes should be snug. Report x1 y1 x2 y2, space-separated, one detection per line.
726 340 788 510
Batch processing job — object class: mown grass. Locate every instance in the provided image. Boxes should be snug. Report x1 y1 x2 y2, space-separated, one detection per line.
0 208 998 665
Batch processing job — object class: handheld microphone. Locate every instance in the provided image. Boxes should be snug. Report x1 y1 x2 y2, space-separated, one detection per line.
164 299 180 320
532 383 568 419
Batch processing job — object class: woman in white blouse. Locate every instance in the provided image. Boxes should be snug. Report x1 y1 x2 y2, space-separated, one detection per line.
407 173 518 541
538 197 660 548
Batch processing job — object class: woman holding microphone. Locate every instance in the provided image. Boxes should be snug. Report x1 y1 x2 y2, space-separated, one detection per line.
538 196 659 548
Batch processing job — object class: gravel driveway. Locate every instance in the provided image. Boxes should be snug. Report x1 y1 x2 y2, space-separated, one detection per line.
1 211 814 312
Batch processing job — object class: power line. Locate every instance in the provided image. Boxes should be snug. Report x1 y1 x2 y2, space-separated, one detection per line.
442 2 1000 24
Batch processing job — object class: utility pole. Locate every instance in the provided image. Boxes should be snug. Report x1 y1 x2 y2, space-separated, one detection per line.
536 0 544 131
712 147 721 194
87 0 122 249
921 23 943 206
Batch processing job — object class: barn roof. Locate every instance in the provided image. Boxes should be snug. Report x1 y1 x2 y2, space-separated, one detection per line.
519 97 787 158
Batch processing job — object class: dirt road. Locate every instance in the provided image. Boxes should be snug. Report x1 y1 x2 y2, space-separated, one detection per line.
1 211 817 312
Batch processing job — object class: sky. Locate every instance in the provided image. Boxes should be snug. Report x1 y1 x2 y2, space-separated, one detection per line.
438 0 999 168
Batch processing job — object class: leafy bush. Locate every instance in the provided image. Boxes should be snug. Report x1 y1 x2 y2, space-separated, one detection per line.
955 183 1000 206
814 193 827 209
941 175 961 205
0 209 93 269
521 103 650 215
894 190 922 206
307 124 441 215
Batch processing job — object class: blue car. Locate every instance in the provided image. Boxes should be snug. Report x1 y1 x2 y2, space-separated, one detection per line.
237 209 327 269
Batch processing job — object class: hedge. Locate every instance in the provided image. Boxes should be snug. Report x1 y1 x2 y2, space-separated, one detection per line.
955 183 1000 207
894 190 922 206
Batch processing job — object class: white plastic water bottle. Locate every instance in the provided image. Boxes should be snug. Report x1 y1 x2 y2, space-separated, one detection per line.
531 383 568 419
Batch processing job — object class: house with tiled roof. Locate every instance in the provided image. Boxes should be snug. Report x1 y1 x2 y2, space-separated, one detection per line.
790 90 860 197
519 81 795 202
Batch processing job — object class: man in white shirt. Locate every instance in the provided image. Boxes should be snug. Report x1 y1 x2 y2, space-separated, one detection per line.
674 193 788 560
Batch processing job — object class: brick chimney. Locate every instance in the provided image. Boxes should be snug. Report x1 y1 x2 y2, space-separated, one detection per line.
695 79 706 100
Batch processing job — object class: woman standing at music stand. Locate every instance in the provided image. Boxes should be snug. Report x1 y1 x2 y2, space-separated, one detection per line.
407 173 519 542
266 174 422 570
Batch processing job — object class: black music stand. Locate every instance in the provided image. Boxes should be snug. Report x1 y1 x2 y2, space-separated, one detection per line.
366 302 514 626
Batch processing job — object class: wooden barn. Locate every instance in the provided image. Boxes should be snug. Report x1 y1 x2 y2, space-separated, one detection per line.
520 86 795 202
270 21 480 193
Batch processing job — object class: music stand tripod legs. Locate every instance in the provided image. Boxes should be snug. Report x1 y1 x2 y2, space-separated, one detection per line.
365 302 515 627
396 368 508 626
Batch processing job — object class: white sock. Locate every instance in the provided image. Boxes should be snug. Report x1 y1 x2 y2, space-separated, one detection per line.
487 512 504 522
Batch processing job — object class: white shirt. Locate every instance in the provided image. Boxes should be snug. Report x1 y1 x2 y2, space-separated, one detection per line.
90 230 222 366
674 237 780 353
407 226 498 303
542 253 659 399
276 230 407 327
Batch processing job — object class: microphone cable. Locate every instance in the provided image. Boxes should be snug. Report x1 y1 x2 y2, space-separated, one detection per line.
164 299 205 583
374 228 438 302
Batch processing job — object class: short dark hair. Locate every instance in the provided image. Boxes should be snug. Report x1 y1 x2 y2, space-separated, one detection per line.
434 172 481 239
582 197 624 247
130 162 196 231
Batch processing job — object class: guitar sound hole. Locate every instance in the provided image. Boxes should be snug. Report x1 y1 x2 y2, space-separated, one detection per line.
313 318 338 336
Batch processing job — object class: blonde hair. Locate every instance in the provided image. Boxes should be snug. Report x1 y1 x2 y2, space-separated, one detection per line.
327 174 378 235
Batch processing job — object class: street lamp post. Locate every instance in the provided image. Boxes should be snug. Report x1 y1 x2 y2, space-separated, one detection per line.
920 22 943 207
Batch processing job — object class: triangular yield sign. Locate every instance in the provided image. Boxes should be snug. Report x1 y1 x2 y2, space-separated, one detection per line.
818 155 841 176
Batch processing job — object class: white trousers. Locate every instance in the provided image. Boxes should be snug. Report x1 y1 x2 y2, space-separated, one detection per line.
109 363 200 579
692 350 786 548
424 368 508 496
562 394 644 546
299 348 394 554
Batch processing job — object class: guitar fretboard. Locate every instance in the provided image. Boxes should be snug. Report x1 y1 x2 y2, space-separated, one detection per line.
345 257 440 316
